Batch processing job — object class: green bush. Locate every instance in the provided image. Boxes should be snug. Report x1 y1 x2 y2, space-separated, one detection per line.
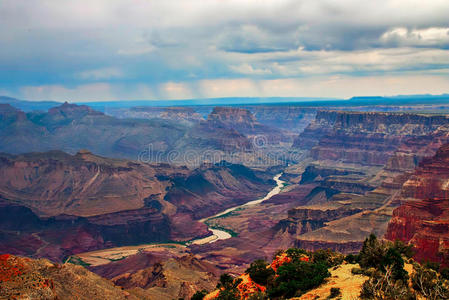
312 249 344 267
411 264 449 299
216 273 234 289
345 254 358 264
423 260 440 272
216 273 242 300
358 234 387 270
191 290 208 300
382 247 408 281
328 287 341 299
440 267 449 280
246 259 275 286
216 289 240 300
267 261 330 298
390 239 414 259
360 268 415 300
285 248 308 261
247 292 268 300
358 235 415 299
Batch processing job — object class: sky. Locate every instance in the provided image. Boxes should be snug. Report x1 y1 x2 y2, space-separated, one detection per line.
1 0 449 102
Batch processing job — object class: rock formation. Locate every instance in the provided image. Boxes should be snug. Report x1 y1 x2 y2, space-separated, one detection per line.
0 254 135 299
293 110 449 166
386 143 449 266
0 150 273 262
205 106 289 145
0 103 280 167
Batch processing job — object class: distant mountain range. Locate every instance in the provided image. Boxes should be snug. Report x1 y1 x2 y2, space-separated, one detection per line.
2 94 449 112
0 96 60 112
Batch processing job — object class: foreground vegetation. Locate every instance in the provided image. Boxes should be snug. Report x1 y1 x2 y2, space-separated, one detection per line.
192 234 449 299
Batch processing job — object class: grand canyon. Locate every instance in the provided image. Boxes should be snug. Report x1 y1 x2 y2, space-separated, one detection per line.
3 1 449 299
2 95 449 299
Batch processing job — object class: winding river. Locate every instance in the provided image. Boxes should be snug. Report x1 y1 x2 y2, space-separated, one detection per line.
191 173 285 245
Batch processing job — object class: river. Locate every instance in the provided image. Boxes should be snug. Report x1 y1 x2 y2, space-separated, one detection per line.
191 173 285 245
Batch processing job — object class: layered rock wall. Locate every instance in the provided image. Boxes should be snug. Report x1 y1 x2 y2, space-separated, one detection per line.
294 110 449 166
385 143 449 266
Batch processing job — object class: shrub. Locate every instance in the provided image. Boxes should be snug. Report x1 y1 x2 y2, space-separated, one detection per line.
328 287 341 299
312 249 344 267
345 254 358 264
246 259 275 286
247 292 268 300
391 239 414 259
217 273 234 289
358 235 415 299
411 264 449 299
423 260 440 272
191 290 207 300
382 247 408 281
360 267 415 299
358 234 387 270
268 261 330 298
216 289 240 300
440 267 449 280
216 273 242 300
285 248 308 261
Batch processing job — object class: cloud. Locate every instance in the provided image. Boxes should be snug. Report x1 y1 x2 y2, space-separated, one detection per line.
117 46 155 56
380 27 449 48
158 82 194 100
198 79 259 98
20 83 116 102
230 63 272 75
19 83 156 102
197 75 449 99
1 0 449 100
16 73 449 102
76 67 124 80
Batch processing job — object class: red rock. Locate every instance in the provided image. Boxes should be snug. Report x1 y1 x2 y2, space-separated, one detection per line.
385 143 449 266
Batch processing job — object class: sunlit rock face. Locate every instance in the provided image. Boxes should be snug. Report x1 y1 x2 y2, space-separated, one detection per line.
386 143 449 266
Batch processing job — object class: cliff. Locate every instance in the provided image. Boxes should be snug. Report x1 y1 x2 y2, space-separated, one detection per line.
245 106 316 133
386 143 449 266
293 110 449 166
205 106 289 144
278 206 363 236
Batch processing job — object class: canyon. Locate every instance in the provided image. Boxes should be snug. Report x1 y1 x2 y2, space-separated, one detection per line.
186 109 449 274
0 150 273 262
2 98 449 297
284 110 449 253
